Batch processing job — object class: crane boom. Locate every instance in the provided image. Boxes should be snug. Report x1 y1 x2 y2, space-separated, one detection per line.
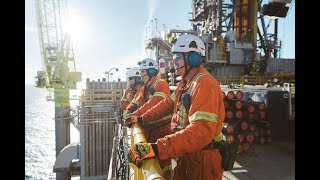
33 0 82 179
34 0 81 89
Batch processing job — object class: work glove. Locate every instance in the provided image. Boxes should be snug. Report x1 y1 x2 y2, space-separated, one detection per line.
128 142 158 168
124 115 142 127
123 110 132 120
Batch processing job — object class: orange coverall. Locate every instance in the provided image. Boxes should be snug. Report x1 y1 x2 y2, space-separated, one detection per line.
141 65 225 180
120 87 136 110
126 76 173 179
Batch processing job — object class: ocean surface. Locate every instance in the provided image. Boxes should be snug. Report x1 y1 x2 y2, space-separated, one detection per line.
25 84 80 179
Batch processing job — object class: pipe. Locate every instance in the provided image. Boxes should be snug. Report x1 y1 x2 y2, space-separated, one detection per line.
168 29 198 35
54 88 71 180
130 123 165 180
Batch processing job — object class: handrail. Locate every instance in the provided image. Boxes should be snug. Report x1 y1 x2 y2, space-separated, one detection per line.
167 74 295 87
107 123 165 180
129 123 165 180
107 135 118 180
214 74 295 85
108 124 129 180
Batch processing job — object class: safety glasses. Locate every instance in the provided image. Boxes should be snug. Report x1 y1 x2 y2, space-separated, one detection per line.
172 53 184 63
139 69 147 74
129 77 134 80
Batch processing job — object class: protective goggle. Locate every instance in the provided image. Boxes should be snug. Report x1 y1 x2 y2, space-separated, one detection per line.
129 77 134 80
172 53 184 63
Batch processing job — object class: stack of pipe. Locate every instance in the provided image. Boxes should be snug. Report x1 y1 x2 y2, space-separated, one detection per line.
222 89 272 154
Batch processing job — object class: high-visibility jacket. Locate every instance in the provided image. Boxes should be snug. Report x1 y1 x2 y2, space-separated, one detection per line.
127 76 173 140
141 65 225 180
126 76 170 116
126 76 173 179
120 87 136 110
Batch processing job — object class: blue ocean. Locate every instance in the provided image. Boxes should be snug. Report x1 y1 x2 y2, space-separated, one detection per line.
25 84 80 179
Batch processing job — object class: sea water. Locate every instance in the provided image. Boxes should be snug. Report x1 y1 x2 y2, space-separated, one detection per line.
25 84 80 179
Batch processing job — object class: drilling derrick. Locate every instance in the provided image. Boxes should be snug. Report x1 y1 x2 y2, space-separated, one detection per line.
190 0 293 75
190 0 258 75
33 0 82 179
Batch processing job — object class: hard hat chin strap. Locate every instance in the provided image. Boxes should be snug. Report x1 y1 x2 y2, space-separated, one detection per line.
182 53 192 78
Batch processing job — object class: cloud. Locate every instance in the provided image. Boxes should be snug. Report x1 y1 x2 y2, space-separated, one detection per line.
148 0 159 20
145 0 159 39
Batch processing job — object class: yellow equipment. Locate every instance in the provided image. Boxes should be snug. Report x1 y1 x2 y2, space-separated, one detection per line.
129 123 165 180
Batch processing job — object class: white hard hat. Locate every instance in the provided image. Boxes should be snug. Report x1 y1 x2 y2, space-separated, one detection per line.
171 34 205 56
127 67 140 78
139 58 159 70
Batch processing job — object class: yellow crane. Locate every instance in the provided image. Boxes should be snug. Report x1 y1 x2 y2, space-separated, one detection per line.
33 0 81 179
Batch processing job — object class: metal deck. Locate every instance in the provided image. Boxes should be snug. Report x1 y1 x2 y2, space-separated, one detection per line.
222 141 295 180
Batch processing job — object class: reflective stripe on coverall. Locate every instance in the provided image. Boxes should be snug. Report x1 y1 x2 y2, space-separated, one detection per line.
127 76 173 178
141 65 225 180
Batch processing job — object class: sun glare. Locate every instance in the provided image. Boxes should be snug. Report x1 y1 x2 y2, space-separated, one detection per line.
64 8 90 45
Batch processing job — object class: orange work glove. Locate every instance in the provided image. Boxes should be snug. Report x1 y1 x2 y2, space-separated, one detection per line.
124 115 142 126
128 142 158 168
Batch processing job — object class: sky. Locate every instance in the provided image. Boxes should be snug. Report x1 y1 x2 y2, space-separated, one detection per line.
25 0 295 89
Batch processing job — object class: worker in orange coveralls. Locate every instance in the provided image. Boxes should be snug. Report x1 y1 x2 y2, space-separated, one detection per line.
124 58 173 180
120 66 143 110
126 34 226 180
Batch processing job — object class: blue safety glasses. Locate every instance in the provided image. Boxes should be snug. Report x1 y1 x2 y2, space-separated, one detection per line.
172 53 184 63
